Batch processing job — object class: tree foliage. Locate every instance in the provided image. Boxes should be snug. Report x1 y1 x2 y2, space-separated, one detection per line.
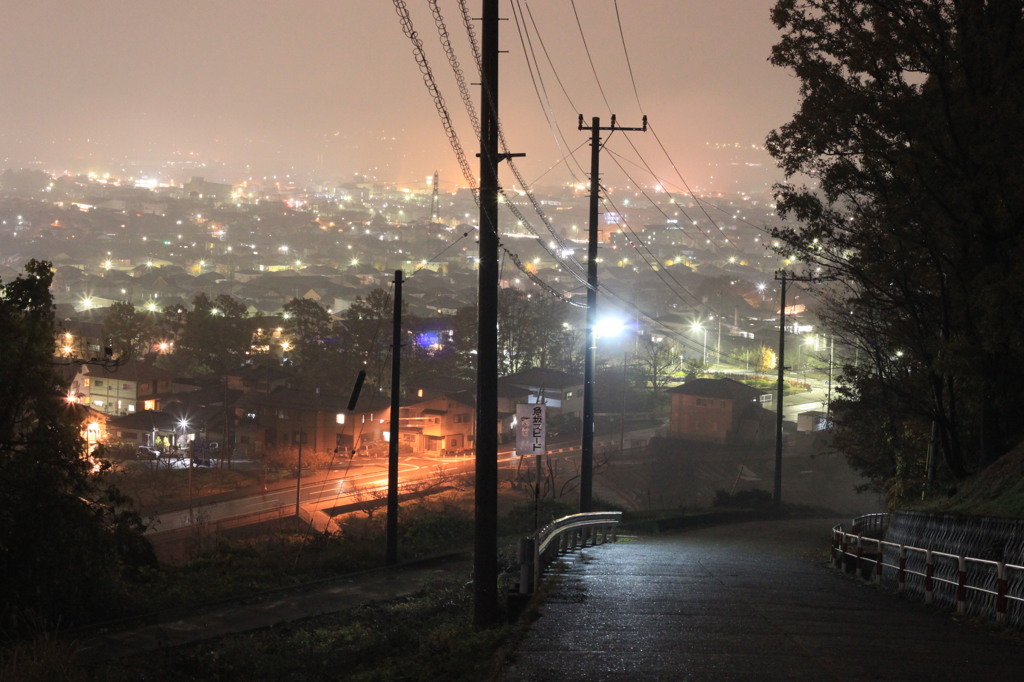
632 335 680 407
0 261 153 633
102 300 153 358
342 288 398 390
767 0 1024 492
168 293 252 375
495 288 574 376
282 297 355 392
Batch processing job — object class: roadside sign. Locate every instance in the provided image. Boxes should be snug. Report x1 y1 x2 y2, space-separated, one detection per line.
515 404 546 456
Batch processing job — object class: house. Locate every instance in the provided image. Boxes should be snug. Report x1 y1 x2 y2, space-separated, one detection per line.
398 392 475 456
233 387 390 459
70 358 182 416
498 368 583 418
666 377 773 444
106 410 185 451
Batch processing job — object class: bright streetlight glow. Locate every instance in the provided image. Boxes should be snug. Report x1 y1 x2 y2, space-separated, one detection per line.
595 317 625 339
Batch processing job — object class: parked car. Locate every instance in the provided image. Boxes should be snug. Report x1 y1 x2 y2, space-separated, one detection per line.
136 446 162 459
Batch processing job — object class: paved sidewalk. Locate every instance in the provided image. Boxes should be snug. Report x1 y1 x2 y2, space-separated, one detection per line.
75 553 472 662
500 518 1024 681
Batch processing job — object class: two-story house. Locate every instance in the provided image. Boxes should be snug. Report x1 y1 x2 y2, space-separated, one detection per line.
233 387 391 459
666 377 773 444
398 392 475 456
70 358 181 417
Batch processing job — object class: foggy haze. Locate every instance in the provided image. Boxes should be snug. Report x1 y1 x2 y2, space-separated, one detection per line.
0 1 798 193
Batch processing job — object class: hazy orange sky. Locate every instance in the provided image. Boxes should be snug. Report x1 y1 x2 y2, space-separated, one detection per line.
0 1 799 193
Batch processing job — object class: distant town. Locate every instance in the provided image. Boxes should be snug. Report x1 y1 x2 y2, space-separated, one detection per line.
1 164 823 465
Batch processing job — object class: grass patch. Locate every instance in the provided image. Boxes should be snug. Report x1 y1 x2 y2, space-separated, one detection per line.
86 578 522 682
5 479 587 679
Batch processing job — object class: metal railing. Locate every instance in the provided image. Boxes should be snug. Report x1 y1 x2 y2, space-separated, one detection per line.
832 513 1024 626
518 511 622 594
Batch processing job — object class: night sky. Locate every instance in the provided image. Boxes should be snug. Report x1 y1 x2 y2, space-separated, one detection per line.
0 1 798 193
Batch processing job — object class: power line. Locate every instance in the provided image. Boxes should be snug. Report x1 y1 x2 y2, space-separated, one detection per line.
570 0 613 113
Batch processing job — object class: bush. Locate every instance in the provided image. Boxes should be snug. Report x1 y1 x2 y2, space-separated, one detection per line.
502 497 576 536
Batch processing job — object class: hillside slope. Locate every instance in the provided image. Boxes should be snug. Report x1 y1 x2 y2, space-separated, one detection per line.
915 442 1024 519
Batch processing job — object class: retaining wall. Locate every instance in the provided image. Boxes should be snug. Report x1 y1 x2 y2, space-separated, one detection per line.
884 510 1024 626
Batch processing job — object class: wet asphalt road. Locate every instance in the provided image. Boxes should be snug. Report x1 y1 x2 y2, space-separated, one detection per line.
500 518 1024 681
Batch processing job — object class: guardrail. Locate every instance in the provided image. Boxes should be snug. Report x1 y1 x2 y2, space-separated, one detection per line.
518 511 622 594
832 513 1024 625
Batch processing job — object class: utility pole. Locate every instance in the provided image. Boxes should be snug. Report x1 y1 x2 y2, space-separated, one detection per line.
386 270 402 566
774 271 787 508
474 0 524 629
296 414 304 517
578 114 647 513
773 270 825 507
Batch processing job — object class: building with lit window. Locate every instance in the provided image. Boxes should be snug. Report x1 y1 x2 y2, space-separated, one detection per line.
69 359 179 416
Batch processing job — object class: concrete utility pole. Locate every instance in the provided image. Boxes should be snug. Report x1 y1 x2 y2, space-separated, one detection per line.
774 270 788 508
475 0 523 629
578 114 646 513
386 270 402 566
773 270 826 507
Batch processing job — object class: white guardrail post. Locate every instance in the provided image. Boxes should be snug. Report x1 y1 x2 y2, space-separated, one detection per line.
997 561 1008 624
897 545 907 592
956 555 967 616
924 549 934 605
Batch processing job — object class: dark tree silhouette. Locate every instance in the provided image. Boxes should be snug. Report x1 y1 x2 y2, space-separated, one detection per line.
0 260 153 633
767 0 1024 493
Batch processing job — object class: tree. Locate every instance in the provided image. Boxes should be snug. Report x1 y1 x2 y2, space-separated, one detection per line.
756 346 777 374
633 335 680 407
495 288 573 376
342 288 399 389
0 167 51 195
767 0 1024 491
171 293 252 375
103 301 153 358
450 305 479 380
282 297 354 391
0 260 153 632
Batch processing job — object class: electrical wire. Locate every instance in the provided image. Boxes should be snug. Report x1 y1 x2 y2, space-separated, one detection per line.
397 0 588 304
570 0 613 113
614 0 643 111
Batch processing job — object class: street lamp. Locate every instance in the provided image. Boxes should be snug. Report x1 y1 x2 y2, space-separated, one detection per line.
690 321 707 366
179 418 193 523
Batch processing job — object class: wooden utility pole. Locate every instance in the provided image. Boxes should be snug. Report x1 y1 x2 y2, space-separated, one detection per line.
578 114 646 513
386 270 402 566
